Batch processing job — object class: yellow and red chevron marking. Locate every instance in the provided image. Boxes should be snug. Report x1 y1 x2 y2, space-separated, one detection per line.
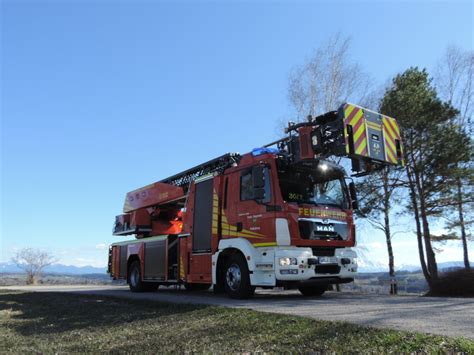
212 192 219 235
382 116 402 165
212 192 265 240
343 104 368 157
179 254 185 280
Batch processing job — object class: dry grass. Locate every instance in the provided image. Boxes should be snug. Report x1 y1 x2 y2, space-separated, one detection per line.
0 290 472 353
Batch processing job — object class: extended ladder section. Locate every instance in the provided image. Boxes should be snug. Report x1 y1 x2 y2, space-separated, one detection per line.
160 153 241 188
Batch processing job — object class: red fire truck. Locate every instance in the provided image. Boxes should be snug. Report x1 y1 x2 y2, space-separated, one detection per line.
108 103 403 298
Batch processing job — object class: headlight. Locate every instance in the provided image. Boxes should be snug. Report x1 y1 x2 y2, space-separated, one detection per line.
279 257 297 266
352 257 358 266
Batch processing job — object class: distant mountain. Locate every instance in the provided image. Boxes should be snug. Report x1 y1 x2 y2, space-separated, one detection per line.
360 260 472 273
355 247 388 273
1 260 470 276
355 244 472 273
44 264 107 275
356 259 388 273
0 262 106 275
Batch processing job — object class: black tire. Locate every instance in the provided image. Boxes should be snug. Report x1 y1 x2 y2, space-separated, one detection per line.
213 282 225 294
223 254 255 299
184 283 211 291
213 259 226 294
298 285 326 297
128 260 158 292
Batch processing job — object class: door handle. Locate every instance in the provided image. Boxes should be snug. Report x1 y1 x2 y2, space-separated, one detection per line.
236 222 243 232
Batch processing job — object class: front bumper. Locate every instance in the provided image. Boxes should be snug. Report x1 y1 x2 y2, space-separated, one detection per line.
274 247 357 282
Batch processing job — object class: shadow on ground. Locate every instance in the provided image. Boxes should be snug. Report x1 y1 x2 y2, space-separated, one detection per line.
0 291 207 337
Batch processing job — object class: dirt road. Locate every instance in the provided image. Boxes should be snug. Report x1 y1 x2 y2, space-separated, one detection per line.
2 285 473 339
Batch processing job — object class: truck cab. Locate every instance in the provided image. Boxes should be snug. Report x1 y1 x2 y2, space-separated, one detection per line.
210 152 357 297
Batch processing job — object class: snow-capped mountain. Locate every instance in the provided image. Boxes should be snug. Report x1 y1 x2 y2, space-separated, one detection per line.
0 262 106 275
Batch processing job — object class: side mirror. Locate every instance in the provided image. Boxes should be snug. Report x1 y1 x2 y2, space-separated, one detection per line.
349 182 359 210
252 166 265 188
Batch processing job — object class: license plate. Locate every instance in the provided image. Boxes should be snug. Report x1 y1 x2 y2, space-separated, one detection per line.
319 256 337 264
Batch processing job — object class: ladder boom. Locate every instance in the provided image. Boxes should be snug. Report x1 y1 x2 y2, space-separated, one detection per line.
160 153 241 188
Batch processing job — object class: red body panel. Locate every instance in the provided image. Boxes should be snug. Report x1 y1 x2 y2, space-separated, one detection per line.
123 182 185 213
111 246 120 279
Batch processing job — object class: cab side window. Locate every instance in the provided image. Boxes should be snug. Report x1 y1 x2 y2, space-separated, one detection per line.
240 171 254 200
240 167 272 203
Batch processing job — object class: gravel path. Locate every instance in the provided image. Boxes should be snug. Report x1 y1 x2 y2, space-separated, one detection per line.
2 285 473 339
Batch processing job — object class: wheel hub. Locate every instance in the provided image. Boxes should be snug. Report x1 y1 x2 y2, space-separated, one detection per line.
226 263 241 291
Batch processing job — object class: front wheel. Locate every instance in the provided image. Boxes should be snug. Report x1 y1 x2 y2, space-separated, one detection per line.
223 254 255 299
298 285 326 297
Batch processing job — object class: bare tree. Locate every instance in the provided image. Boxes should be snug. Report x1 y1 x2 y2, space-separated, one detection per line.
434 46 474 269
357 167 404 294
12 248 56 284
288 33 372 120
434 45 474 129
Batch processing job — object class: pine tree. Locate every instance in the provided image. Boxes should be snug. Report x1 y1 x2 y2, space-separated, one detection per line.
380 68 468 288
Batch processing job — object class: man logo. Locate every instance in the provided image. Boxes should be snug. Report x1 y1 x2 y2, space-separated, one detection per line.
316 224 335 232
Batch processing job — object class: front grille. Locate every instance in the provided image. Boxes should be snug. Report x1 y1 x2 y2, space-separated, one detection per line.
312 247 336 257
315 264 341 274
313 231 342 240
298 220 347 241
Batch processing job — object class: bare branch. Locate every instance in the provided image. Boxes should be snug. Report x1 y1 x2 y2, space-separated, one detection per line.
288 33 372 120
434 45 474 131
12 248 57 285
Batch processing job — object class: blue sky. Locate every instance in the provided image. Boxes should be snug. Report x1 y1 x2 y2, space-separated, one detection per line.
1 0 473 268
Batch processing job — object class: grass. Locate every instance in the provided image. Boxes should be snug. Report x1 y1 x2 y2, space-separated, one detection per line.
0 290 472 353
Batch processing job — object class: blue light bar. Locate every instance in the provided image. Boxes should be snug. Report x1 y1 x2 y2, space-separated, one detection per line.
251 147 280 156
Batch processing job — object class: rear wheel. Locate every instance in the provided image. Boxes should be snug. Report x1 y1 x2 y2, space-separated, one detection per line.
223 254 255 299
298 285 326 297
128 261 158 292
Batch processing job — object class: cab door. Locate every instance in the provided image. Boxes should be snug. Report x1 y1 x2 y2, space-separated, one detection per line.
225 165 275 245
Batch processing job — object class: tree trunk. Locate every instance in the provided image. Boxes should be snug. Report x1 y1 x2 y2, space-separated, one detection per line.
413 167 438 281
383 171 397 295
456 177 471 269
419 204 438 280
406 165 432 286
384 214 397 295
26 273 35 285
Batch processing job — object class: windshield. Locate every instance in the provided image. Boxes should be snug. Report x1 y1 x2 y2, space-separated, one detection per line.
278 166 349 209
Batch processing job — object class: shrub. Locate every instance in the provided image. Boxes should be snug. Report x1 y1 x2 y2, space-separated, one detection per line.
427 268 474 297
